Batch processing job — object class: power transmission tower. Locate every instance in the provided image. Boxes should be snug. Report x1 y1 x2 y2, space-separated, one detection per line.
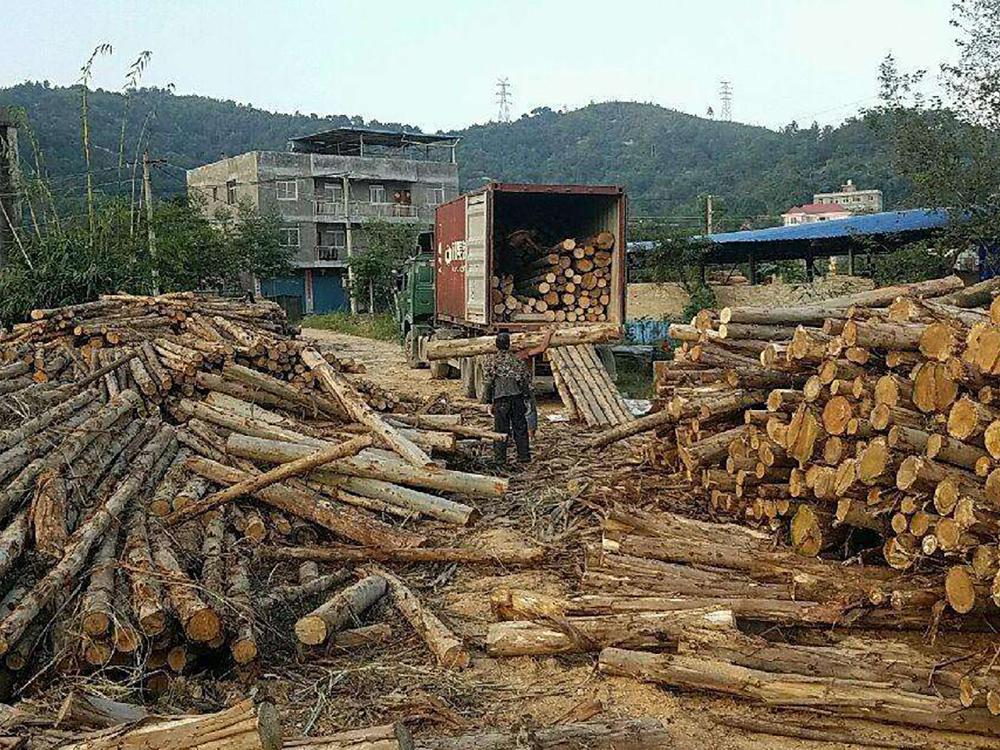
719 80 733 121
496 78 512 123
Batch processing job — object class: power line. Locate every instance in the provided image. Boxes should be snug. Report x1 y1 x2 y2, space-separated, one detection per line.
719 80 733 122
496 78 512 123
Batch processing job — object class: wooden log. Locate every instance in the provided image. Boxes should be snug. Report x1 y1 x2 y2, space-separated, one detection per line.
301 347 430 467
485 608 733 656
225 434 507 498
79 527 119 636
260 544 543 566
164 434 374 526
183 457 422 548
151 533 222 643
376 566 470 669
227 548 258 664
54 699 282 750
415 719 672 750
0 424 175 656
425 324 621 360
257 570 353 612
283 723 411 750
295 574 387 645
598 647 1000 736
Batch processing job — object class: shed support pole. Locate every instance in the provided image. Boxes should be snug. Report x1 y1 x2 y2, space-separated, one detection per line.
848 246 856 276
748 248 758 285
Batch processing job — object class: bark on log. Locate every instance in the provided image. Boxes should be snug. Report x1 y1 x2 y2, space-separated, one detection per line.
485 608 733 656
54 699 282 750
260 544 543 567
598 647 1000 736
301 347 431 467
414 719 672 750
183 457 422 548
294 575 387 645
225 434 507 498
0 423 174 656
164 434 374 526
424 324 621 361
376 566 470 669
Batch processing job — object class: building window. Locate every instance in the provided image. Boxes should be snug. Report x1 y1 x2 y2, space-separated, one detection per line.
369 184 386 204
319 227 346 249
226 180 237 205
429 185 445 205
276 179 298 201
323 183 344 203
279 226 300 247
211 186 218 202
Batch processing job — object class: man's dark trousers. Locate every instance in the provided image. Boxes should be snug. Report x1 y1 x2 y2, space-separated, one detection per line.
493 395 530 463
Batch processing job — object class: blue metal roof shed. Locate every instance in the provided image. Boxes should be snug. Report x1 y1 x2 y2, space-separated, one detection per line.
702 208 952 282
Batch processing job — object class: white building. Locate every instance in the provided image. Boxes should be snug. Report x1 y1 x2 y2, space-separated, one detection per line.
813 179 883 214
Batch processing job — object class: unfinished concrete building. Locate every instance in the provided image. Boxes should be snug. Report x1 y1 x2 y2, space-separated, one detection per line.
187 127 460 316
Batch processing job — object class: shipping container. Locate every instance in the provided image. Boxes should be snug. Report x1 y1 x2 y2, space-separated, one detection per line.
433 183 626 331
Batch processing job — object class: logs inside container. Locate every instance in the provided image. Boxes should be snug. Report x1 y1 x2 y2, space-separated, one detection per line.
492 232 615 323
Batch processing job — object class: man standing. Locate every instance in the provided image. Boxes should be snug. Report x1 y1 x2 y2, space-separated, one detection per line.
482 329 553 464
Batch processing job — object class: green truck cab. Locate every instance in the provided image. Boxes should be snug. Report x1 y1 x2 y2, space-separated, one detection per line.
394 231 439 371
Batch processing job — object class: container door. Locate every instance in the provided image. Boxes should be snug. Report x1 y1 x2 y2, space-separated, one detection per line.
464 194 488 324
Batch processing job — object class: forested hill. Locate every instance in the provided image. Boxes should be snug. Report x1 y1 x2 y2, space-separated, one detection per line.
0 82 904 227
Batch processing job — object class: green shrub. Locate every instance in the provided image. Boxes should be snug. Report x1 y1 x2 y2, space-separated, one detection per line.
301 312 397 341
681 284 717 322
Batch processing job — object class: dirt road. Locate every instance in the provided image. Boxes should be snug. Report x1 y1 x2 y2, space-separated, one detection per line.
288 330 950 750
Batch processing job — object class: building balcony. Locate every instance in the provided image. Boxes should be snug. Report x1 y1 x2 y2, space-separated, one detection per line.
316 245 344 261
314 200 435 222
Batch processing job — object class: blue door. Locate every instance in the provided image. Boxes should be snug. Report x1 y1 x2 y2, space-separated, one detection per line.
261 274 306 300
312 270 347 313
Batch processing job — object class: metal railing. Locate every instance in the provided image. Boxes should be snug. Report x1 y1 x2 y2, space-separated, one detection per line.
316 245 343 261
314 200 434 220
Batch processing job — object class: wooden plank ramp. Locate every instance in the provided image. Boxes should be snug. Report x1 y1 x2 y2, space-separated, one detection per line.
548 345 632 428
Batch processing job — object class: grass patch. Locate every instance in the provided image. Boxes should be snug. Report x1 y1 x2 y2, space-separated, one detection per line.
300 312 398 341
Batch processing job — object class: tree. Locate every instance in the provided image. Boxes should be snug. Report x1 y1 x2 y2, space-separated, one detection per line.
348 218 420 313
864 2 1000 266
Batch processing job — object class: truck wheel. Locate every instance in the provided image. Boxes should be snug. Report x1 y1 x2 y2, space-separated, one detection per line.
460 358 477 398
473 357 487 401
404 330 425 369
429 361 450 380
596 345 618 381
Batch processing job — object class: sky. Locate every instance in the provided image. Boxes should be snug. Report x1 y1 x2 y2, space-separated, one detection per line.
0 0 957 133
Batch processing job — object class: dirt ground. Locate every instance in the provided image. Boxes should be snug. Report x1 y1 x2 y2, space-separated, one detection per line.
234 329 986 749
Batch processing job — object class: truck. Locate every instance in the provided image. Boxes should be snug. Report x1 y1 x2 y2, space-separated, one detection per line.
395 182 627 399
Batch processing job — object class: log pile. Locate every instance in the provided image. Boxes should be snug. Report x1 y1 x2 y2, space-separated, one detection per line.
487 506 1000 737
558 275 1000 737
0 292 510 698
548 345 632 428
492 232 615 324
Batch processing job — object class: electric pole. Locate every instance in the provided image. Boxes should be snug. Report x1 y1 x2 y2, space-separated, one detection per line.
496 78 512 123
719 80 733 122
706 194 714 235
142 151 160 295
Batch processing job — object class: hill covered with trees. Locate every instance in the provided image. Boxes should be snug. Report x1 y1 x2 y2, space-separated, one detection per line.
0 82 904 228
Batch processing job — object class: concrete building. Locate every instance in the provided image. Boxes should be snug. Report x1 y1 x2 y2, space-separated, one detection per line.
813 179 883 214
187 127 460 316
781 202 852 226
0 107 20 267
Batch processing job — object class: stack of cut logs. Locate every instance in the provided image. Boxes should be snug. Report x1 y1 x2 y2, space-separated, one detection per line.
0 292 515 699
491 232 615 323
561 275 1000 738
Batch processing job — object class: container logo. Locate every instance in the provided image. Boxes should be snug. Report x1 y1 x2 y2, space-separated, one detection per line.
442 240 468 267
